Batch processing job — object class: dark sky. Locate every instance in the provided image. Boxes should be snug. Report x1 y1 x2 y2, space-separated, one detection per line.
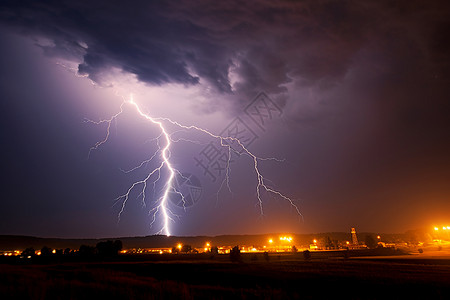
0 0 449 238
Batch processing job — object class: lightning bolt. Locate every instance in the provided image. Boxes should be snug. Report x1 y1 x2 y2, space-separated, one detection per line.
86 102 125 159
88 95 302 236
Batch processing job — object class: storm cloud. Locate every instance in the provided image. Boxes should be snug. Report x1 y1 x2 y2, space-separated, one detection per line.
1 0 448 101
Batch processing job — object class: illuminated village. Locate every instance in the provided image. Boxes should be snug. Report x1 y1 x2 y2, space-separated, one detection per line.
2 226 450 259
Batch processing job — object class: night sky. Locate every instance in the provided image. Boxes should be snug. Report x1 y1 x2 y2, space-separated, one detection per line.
0 0 449 238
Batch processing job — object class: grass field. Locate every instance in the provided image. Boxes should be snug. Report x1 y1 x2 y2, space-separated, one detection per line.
1 252 449 299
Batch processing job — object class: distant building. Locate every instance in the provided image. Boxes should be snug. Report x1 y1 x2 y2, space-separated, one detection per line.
351 228 358 245
347 227 368 250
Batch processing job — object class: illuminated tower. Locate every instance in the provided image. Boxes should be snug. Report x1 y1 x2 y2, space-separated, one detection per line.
351 227 358 245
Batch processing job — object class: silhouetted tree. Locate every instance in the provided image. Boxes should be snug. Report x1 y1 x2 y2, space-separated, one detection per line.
171 246 179 254
114 240 122 252
181 244 192 253
40 246 52 257
22 247 35 257
333 239 339 249
79 245 96 257
292 245 298 253
230 246 241 262
64 248 71 255
325 236 334 249
263 251 270 262
96 240 122 256
210 246 219 255
365 235 377 249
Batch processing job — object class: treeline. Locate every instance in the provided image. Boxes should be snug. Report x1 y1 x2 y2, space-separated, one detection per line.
20 240 122 260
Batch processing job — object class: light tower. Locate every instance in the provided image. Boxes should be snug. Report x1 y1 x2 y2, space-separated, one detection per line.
351 227 358 245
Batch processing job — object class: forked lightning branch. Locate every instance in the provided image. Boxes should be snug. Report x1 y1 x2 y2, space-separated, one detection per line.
87 95 302 236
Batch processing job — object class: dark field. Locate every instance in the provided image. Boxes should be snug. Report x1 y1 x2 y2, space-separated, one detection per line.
1 253 450 300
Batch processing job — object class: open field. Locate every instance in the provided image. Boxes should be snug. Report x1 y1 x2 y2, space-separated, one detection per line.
1 252 450 300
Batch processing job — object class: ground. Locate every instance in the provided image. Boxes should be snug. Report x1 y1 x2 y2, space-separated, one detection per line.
1 251 450 299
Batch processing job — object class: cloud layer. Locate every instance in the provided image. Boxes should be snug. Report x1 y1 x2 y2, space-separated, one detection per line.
1 0 448 101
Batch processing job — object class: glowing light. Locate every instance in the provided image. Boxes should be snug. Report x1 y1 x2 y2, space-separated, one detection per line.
377 235 381 239
279 236 293 242
434 227 439 231
268 239 273 244
313 239 317 244
177 244 182 250
89 94 302 236
444 227 447 230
